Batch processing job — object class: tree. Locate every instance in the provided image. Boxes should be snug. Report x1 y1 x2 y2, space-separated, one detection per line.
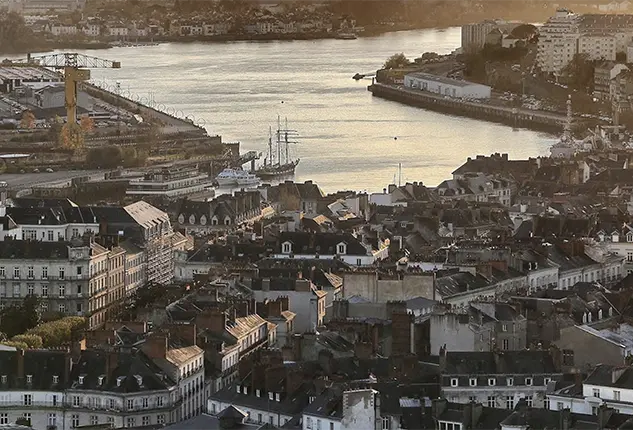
26 316 86 347
0 295 40 338
20 110 35 129
10 334 43 349
86 146 123 169
562 53 595 91
59 122 85 151
80 115 94 133
383 53 410 69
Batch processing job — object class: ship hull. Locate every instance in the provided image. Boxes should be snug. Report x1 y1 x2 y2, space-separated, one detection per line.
255 160 299 179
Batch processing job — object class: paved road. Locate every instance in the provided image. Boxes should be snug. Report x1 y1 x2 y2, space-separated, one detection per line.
2 170 103 189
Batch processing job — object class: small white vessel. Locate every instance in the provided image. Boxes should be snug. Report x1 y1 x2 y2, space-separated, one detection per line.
215 168 260 187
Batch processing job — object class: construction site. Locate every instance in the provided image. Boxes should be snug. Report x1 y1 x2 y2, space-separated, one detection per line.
0 52 249 199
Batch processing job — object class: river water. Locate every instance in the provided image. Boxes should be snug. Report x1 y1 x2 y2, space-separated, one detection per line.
30 28 552 193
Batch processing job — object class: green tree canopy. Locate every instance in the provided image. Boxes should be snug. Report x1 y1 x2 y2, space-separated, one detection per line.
26 316 86 347
562 53 595 91
383 53 411 69
0 295 40 338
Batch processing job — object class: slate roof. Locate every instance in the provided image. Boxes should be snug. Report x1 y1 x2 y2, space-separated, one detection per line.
0 240 74 260
435 272 492 297
0 348 69 390
68 349 175 393
584 364 633 388
209 382 310 416
163 413 263 430
6 206 97 226
443 351 559 375
273 232 370 256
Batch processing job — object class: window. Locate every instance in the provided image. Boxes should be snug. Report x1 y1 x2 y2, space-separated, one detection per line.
59 285 65 298
12 283 19 297
126 417 135 428
544 377 552 385
282 243 291 253
127 399 134 410
72 415 79 428
307 417 312 429
90 416 98 425
503 339 509 350
525 377 533 386
142 397 149 408
337 244 346 254
157 396 164 407
502 323 507 332
22 414 30 426
487 396 496 407
27 284 34 296
142 416 150 426
563 349 574 366
469 378 477 386
506 396 515 409
450 378 458 387
26 375 32 384
109 399 115 409
468 396 476 403
0 267 4 277
48 413 56 426
59 268 65 280
157 415 165 424
59 303 66 313
614 390 621 401
23 394 32 406
48 230 54 241
330 423 334 430
258 413 262 424
507 377 514 386
13 267 19 278
0 414 6 425
526 395 533 407
42 267 47 278
488 378 496 386
73 396 80 407
593 388 601 398
27 266 33 278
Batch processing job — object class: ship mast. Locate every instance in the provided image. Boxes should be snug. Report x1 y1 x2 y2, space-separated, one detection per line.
277 115 281 166
563 95 572 142
285 117 289 165
268 126 273 166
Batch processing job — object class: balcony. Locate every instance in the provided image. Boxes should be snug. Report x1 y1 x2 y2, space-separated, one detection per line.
0 401 62 409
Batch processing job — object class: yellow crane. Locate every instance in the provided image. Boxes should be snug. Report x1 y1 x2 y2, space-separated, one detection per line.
2 53 121 126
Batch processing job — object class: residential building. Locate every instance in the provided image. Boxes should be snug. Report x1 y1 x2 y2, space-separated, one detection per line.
578 33 616 61
126 166 215 201
537 9 580 74
549 364 633 415
461 20 502 52
593 62 629 101
440 349 563 409
47 23 78 36
436 173 512 206
271 231 389 266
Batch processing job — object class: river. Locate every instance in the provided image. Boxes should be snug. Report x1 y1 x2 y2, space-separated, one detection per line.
27 28 553 193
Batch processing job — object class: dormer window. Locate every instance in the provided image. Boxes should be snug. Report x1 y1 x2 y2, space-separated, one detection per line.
1 375 6 384
26 375 32 384
507 377 514 386
116 376 125 387
309 396 316 403
269 392 274 400
52 375 59 384
627 233 633 243
256 389 261 397
236 385 241 394
275 393 281 402
337 242 347 255
450 378 458 387
282 242 292 254
243 386 248 395
469 378 477 387
78 376 84 385
98 376 104 386
135 375 143 386
488 378 496 386
525 377 533 386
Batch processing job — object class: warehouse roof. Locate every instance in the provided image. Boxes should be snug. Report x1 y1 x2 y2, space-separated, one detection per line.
405 72 485 88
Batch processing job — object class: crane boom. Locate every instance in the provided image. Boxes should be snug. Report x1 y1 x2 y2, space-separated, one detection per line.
1 52 120 126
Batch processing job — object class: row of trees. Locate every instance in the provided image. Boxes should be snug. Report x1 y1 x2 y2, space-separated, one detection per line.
0 295 86 348
0 12 40 54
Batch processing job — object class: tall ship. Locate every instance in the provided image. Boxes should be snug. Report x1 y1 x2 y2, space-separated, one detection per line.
255 117 300 179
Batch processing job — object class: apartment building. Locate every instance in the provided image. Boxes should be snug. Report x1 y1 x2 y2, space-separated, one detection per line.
537 9 580 74
579 33 617 61
0 345 182 430
461 20 501 52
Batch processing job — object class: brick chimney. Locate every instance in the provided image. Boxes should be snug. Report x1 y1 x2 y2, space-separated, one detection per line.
168 323 197 346
267 299 283 318
105 348 119 381
16 348 24 380
143 335 168 360
354 341 373 359
279 296 289 312
195 308 226 334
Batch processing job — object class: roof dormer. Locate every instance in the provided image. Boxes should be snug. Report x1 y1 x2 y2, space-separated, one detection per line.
282 241 292 254
337 242 347 255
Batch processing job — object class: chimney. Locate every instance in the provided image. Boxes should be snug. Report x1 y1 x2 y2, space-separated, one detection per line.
279 296 289 312
267 299 283 318
143 335 168 360
262 278 271 292
105 349 119 380
16 349 25 380
431 398 448 420
560 408 571 430
597 405 613 430
439 344 447 371
169 323 197 346
195 308 226 334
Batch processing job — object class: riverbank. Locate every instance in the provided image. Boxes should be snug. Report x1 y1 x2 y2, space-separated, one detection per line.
368 83 598 134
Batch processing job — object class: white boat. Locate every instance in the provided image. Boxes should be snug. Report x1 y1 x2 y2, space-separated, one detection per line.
215 168 260 187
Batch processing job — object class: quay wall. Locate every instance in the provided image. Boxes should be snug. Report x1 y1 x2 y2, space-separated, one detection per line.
368 83 590 133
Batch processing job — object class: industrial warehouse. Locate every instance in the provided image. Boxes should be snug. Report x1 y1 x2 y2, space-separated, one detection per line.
403 72 492 99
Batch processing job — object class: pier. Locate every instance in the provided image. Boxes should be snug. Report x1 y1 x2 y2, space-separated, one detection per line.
368 83 594 133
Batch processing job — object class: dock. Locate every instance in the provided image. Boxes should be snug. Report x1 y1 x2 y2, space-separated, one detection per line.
368 83 593 133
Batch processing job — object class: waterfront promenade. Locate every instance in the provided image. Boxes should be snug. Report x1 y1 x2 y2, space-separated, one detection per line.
368 83 594 133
